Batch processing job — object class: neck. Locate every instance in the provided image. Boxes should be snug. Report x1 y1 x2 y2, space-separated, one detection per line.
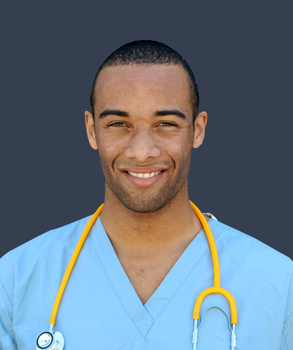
99 188 203 259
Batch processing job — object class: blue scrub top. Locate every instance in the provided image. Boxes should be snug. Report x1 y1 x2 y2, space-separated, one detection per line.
0 215 292 349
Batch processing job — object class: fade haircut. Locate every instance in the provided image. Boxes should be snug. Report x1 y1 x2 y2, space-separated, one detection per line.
90 40 199 125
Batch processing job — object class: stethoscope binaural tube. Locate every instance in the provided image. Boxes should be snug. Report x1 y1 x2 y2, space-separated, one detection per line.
35 201 238 349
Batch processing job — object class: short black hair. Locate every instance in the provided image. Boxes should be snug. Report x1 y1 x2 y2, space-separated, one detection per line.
90 40 199 124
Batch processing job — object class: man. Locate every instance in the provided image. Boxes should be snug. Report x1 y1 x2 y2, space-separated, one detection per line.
0 40 292 349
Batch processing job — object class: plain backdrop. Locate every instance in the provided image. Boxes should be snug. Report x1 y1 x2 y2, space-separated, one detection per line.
1 0 292 259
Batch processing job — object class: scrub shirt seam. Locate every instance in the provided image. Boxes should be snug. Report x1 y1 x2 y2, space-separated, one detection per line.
0 277 13 317
145 223 226 331
282 268 293 332
89 234 152 338
283 310 293 331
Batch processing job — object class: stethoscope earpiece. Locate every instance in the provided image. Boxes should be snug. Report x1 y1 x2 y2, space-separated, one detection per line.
36 328 65 350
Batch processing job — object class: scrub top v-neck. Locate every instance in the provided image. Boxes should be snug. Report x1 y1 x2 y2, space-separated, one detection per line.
84 216 224 347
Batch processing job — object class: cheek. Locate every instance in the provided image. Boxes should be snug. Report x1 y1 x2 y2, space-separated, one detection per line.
98 141 124 172
163 134 193 156
97 134 117 155
98 145 115 163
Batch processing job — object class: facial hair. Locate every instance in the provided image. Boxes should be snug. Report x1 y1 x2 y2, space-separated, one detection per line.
99 147 192 214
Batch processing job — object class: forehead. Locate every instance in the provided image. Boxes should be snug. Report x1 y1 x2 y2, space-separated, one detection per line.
94 64 191 112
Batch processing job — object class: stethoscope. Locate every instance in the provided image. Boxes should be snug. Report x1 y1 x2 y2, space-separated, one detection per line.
36 201 238 350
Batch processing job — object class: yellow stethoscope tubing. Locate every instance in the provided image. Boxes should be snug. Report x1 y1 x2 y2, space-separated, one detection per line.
190 201 238 325
49 203 104 326
48 201 237 327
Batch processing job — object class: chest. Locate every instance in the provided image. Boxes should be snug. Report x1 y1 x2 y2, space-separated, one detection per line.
18 255 285 350
121 258 176 304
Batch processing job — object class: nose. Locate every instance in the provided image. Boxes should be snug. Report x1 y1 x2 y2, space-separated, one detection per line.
124 126 161 162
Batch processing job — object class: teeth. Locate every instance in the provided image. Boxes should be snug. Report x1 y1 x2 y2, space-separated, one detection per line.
128 171 162 178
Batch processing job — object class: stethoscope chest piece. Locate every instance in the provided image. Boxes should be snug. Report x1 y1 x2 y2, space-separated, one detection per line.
36 329 65 350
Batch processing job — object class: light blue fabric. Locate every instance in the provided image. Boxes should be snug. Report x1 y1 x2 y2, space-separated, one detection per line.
0 215 292 349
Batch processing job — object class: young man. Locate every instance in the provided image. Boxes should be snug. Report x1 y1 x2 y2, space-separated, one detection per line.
0 40 292 349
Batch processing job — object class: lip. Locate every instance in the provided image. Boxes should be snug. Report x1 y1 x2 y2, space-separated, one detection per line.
123 169 166 187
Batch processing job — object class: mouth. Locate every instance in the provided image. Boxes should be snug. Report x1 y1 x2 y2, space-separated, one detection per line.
123 170 166 187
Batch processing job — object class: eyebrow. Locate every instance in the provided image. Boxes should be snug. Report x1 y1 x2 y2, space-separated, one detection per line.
99 109 186 120
154 109 186 119
99 109 129 118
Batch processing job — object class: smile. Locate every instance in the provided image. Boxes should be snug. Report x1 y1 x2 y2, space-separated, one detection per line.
127 171 162 178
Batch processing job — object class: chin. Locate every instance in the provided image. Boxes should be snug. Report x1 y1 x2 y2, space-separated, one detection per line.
117 193 173 214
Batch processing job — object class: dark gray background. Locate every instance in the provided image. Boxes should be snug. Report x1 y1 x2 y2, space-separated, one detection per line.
1 0 292 259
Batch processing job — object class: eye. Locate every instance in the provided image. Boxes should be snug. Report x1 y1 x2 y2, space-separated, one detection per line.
109 122 127 127
158 122 176 127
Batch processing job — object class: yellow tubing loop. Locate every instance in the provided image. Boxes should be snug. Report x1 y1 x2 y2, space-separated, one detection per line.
49 201 237 326
189 200 238 325
49 203 104 326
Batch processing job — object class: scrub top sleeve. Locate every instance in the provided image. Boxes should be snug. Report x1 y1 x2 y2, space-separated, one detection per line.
0 278 17 350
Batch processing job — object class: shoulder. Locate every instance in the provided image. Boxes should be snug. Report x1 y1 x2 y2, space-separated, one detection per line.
212 218 293 291
0 215 93 347
213 218 293 267
0 215 91 286
214 219 292 261
214 219 293 334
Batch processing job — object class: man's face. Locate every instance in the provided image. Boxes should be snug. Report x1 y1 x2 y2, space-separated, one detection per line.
86 64 206 213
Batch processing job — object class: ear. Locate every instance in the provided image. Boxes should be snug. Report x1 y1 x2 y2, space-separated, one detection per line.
193 111 208 149
85 111 98 150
